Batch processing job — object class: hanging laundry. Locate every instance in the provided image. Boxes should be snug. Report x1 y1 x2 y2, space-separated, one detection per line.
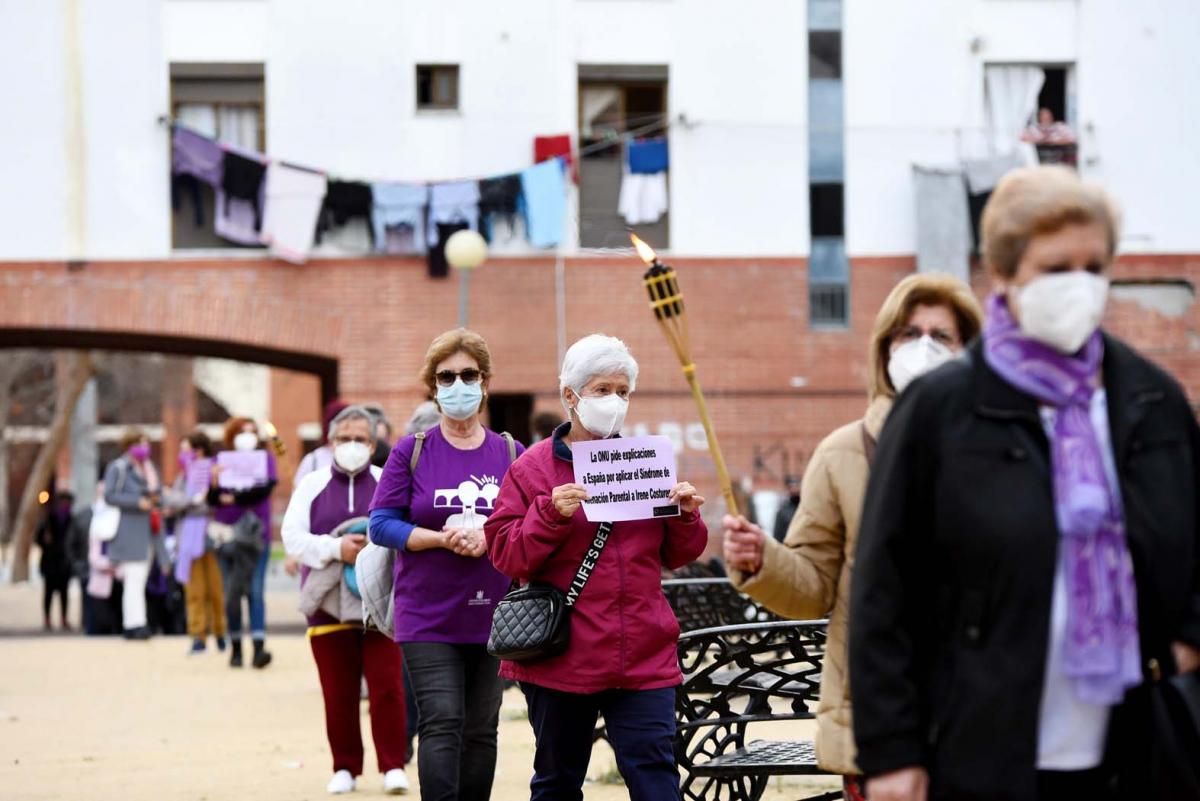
627 137 669 175
961 152 1023 253
519 158 567 249
913 165 970 281
215 146 268 246
172 126 224 186
171 126 224 228
316 180 375 249
478 174 522 243
428 221 469 279
427 181 480 246
618 172 668 226
534 134 576 182
371 182 428 255
261 162 327 264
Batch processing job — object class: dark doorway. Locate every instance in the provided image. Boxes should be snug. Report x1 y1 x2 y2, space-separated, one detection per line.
487 393 534 447
1038 67 1067 123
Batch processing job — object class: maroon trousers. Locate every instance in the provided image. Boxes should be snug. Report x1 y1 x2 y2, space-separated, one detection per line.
309 627 407 776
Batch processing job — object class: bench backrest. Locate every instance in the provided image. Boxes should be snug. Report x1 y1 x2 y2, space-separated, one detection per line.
674 620 829 801
662 578 782 633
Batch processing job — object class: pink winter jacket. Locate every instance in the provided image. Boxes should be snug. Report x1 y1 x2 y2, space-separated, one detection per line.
484 434 708 694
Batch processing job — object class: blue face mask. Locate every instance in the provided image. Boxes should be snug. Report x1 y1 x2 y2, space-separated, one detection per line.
436 379 483 421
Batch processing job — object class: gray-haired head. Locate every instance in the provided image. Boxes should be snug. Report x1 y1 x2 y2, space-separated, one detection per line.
405 400 441 435
558 334 639 412
328 404 378 444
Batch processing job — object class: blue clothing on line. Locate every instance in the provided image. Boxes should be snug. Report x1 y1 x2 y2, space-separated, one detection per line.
519 158 567 249
627 137 669 175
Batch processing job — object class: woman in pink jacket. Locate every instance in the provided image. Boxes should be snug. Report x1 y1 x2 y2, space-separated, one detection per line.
485 334 708 801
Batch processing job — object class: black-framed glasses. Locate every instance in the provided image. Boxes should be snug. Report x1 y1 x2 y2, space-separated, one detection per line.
435 368 483 387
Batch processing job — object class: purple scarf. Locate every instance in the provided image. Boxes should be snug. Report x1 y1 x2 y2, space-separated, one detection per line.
983 293 1141 705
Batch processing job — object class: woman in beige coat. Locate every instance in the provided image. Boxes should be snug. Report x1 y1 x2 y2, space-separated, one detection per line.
722 273 983 799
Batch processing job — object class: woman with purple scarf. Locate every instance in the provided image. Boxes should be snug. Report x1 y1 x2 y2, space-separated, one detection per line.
849 166 1200 801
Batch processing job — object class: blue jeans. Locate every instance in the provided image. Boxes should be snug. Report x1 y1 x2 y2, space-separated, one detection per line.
223 549 268 640
521 683 680 801
401 642 502 801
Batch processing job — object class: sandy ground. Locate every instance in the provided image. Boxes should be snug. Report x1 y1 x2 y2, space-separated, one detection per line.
0 580 839 801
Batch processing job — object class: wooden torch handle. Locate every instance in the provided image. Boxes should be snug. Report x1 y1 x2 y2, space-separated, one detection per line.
682 365 739 517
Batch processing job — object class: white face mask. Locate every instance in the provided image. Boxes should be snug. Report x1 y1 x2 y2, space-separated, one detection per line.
333 441 371 474
1013 271 1109 354
233 432 259 452
888 335 954 394
573 393 629 438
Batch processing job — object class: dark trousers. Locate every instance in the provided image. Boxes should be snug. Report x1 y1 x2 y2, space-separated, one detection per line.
401 642 503 801
521 683 680 801
42 573 69 623
311 628 407 776
1037 767 1116 800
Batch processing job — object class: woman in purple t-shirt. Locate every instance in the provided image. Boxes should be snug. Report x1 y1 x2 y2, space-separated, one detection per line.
369 328 523 801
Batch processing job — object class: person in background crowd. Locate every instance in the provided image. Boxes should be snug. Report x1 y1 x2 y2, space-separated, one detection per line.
164 431 226 655
36 489 75 631
65 491 93 632
486 334 708 801
210 417 277 669
771 475 801 543
283 405 410 796
851 166 1200 801
403 401 440 437
103 429 160 641
84 479 124 635
722 274 983 800
362 402 395 468
295 400 351 488
529 410 564 443
369 328 524 801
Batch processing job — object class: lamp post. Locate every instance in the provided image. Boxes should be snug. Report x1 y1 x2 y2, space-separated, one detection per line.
445 229 488 328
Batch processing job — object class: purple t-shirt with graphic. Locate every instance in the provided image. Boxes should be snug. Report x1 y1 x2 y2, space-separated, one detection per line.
369 427 523 644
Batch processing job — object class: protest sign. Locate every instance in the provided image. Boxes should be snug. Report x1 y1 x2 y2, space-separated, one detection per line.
572 434 680 523
216 450 268 490
185 457 213 497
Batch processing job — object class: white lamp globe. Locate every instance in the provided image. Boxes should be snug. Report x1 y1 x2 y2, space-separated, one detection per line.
444 229 488 271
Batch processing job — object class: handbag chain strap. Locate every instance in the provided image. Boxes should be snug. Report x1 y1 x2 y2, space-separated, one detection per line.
563 521 614 608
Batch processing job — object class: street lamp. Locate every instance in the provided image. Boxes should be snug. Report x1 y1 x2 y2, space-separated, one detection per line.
445 229 488 328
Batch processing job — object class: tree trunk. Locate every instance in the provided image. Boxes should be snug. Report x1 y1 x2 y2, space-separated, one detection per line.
10 352 94 583
0 351 39 547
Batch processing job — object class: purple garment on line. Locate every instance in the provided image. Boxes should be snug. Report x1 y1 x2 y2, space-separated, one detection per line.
211 451 278 544
982 293 1141 705
172 126 224 186
174 457 213 585
369 427 522 644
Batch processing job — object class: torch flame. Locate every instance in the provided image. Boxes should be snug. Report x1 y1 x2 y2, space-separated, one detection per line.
261 421 278 439
630 233 659 266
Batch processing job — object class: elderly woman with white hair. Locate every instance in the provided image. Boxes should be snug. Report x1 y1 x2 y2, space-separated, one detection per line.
485 334 708 801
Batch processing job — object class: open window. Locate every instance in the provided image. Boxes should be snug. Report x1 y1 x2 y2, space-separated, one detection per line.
170 63 265 250
578 64 669 249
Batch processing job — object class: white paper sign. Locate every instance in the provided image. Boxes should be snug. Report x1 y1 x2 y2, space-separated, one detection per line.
572 434 680 523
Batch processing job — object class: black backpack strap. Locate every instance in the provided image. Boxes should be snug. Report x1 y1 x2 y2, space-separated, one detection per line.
564 521 614 608
409 431 426 472
500 431 517 463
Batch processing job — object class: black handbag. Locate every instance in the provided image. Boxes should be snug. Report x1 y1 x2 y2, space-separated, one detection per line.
487 521 614 662
1147 658 1200 799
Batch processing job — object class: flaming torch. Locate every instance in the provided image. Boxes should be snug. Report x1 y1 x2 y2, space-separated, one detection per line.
632 234 739 516
261 420 287 458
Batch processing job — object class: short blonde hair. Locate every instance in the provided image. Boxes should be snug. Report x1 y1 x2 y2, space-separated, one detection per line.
981 166 1120 279
867 274 984 400
419 328 493 394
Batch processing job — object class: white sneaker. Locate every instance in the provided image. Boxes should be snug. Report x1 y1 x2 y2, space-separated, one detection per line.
383 768 410 795
326 770 356 794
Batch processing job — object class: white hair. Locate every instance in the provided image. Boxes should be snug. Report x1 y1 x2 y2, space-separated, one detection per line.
558 334 639 411
405 400 441 435
328 405 377 443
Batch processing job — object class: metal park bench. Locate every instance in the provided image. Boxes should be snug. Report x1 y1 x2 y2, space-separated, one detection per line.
662 578 783 633
675 620 841 801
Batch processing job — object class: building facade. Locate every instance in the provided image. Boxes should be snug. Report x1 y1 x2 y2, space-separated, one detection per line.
1 0 1197 514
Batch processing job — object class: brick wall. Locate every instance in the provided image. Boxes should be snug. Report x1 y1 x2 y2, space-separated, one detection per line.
2 252 1196 507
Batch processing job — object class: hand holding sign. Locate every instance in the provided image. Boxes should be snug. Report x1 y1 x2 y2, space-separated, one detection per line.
571 435 684 523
